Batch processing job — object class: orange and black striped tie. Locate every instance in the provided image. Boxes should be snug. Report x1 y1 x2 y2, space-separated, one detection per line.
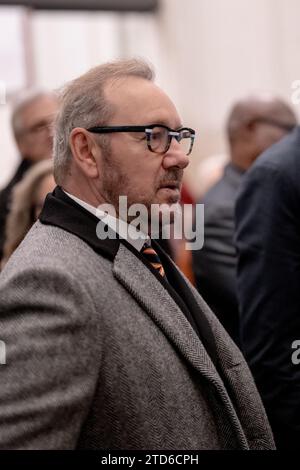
142 244 165 278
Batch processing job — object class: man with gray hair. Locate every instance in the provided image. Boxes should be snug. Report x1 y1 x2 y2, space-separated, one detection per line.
0 59 274 450
0 89 58 260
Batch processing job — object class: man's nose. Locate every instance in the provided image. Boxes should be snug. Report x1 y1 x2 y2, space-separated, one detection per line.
162 138 190 170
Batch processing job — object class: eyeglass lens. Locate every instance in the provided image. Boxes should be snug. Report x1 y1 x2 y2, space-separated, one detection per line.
148 126 193 155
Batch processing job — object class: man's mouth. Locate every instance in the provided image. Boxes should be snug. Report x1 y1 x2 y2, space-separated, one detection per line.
159 181 181 190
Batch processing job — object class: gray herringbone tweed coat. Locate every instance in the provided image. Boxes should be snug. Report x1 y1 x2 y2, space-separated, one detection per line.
0 198 275 449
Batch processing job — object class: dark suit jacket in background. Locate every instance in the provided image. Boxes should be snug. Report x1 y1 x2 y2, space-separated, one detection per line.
0 159 31 260
235 126 300 449
192 163 244 345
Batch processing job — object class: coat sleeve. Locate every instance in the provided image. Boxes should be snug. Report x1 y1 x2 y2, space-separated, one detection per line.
235 162 300 448
0 263 102 449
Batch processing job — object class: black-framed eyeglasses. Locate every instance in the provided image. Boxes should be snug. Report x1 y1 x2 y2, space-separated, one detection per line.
86 124 196 156
251 118 295 132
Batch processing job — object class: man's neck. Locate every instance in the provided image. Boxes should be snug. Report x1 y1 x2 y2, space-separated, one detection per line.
62 189 149 252
61 183 105 209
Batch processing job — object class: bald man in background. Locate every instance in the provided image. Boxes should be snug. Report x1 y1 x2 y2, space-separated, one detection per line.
192 95 297 344
0 90 58 261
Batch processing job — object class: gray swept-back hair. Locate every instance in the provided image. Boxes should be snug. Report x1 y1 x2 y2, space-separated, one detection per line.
53 58 155 185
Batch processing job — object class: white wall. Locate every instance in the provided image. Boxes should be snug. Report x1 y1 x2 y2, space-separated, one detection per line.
158 0 300 192
1 0 300 190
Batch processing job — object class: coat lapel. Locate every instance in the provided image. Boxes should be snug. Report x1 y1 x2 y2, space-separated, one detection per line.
113 244 249 448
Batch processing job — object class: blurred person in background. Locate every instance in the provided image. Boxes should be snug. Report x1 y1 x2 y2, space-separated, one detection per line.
192 95 297 344
235 123 300 449
0 89 58 261
1 159 55 269
193 153 229 202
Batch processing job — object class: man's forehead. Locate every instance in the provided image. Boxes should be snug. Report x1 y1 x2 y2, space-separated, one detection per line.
104 76 181 125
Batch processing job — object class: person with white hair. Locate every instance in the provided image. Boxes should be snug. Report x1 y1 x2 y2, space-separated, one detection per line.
0 89 58 260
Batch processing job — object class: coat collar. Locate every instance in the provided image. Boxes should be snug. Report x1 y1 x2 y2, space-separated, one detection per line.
40 186 121 260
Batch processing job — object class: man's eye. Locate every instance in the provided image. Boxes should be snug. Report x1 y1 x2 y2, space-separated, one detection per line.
132 132 146 140
151 132 162 140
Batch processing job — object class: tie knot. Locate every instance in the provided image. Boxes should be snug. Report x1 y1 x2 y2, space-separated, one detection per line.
141 243 165 278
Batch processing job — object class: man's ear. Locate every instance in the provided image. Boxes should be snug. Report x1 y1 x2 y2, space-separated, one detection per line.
69 128 101 178
246 120 258 134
